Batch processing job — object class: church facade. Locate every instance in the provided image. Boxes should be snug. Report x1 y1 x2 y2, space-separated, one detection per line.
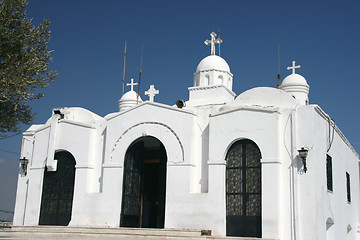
13 32 360 240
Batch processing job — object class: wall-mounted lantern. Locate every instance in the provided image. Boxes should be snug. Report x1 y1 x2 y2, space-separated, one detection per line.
20 157 29 176
298 147 309 173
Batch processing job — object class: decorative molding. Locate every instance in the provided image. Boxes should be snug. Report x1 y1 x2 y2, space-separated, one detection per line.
261 161 281 164
207 160 226 166
188 84 236 96
261 158 281 164
29 165 44 170
75 164 95 169
194 68 233 77
211 105 279 117
102 164 123 168
167 162 195 167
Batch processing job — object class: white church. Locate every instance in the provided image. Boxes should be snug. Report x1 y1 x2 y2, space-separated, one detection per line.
13 32 360 239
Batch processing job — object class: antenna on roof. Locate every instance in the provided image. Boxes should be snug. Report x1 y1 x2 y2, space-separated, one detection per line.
122 41 127 96
218 27 222 56
137 44 144 104
277 44 280 89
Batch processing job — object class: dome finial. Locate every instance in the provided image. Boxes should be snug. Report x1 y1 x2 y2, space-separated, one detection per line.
126 78 138 91
287 60 301 74
281 61 309 105
204 32 222 56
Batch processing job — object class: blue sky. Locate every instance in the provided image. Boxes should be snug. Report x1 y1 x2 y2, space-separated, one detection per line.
1 0 360 217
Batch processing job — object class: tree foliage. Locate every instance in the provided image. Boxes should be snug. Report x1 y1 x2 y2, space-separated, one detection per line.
0 0 57 138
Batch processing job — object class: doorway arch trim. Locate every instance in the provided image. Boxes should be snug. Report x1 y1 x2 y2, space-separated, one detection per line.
110 122 184 164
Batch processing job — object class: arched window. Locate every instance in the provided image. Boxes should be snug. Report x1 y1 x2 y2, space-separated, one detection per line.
218 75 224 86
205 74 210 86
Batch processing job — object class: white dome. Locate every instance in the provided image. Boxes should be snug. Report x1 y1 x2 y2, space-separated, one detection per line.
280 73 310 105
46 107 104 125
118 90 142 112
231 87 298 109
281 73 309 88
196 55 230 73
119 90 141 102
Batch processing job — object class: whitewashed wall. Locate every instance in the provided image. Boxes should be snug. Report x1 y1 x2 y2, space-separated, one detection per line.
13 97 360 240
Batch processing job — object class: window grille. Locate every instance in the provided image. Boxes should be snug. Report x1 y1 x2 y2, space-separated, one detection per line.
326 155 333 191
346 172 351 203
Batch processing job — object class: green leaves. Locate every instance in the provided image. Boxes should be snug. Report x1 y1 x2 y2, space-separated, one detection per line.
0 0 57 138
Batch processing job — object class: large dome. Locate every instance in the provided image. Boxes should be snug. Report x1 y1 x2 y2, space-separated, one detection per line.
196 55 230 73
220 87 298 112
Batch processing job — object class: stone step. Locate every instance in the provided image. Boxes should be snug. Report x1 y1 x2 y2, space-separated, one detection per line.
0 226 278 240
7 226 203 238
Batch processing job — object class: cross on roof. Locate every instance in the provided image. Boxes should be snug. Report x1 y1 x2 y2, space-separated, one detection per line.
287 61 301 74
204 32 222 55
145 85 159 102
126 78 138 91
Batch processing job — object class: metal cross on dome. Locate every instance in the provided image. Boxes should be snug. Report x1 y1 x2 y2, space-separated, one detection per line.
145 85 159 102
126 78 138 91
287 61 301 74
204 32 222 55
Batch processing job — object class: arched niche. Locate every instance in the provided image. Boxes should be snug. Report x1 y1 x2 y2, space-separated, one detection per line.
39 151 76 226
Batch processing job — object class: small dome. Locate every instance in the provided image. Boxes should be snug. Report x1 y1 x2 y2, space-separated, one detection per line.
118 90 142 112
196 55 230 73
280 73 310 105
119 90 140 102
281 73 309 88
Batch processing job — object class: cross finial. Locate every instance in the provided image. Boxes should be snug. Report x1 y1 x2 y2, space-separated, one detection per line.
287 61 301 74
145 85 159 102
204 32 222 55
126 78 138 91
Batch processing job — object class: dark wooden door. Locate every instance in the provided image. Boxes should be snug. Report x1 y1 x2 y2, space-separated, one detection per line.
120 138 167 229
226 140 262 237
39 151 76 226
141 144 167 228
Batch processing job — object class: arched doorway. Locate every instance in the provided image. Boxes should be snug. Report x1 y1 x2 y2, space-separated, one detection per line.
39 151 76 226
120 136 167 228
226 139 262 237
